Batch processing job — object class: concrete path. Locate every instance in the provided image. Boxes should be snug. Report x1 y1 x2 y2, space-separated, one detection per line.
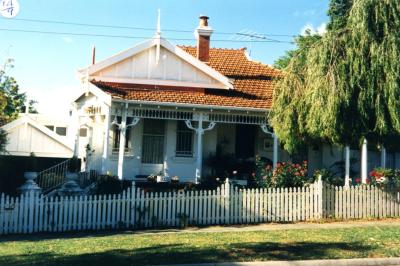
133 219 400 235
161 257 400 266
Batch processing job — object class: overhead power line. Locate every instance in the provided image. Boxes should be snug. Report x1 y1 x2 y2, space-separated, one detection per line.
1 17 298 38
0 28 295 44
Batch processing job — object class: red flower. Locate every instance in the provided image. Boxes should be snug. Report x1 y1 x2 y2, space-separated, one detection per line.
366 178 370 183
355 178 361 183
276 162 281 167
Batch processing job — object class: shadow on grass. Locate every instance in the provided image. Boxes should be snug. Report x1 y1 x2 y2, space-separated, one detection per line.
0 241 374 266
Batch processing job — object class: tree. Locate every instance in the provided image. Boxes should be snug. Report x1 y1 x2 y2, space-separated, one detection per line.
327 0 353 31
0 59 37 121
271 0 400 183
274 30 321 70
0 59 37 152
270 32 321 153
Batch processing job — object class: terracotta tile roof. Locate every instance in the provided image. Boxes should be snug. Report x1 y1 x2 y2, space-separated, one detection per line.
93 46 281 110
180 46 281 78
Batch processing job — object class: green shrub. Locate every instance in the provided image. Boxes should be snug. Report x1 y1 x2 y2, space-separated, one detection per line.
254 156 312 188
313 168 344 186
94 175 131 195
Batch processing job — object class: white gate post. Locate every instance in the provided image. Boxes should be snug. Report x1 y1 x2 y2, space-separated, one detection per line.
224 178 230 224
317 175 323 219
344 145 350 187
361 138 368 184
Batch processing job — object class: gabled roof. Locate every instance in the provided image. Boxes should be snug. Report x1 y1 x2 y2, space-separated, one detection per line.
78 37 233 90
93 46 282 110
1 114 74 151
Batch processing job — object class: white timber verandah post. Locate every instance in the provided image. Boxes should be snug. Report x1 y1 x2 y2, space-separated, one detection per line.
344 145 350 187
361 138 368 184
117 104 128 180
381 145 387 168
112 103 140 180
185 113 216 184
260 123 279 169
101 108 110 174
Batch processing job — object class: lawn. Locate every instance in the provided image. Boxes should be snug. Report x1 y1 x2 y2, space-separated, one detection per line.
1 225 400 265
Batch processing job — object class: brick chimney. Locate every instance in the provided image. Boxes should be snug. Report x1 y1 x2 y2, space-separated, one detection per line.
195 15 213 63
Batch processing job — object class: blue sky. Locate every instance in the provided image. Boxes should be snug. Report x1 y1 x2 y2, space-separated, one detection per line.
0 0 329 116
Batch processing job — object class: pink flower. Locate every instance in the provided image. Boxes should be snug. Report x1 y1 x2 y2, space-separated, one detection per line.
355 178 361 183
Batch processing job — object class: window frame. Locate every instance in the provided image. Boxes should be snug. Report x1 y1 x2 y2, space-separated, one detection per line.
175 120 194 157
112 116 132 154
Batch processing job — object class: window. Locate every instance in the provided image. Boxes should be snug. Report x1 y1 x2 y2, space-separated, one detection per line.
142 119 165 164
176 121 193 157
112 117 132 153
79 128 88 137
55 127 67 136
45 125 54 131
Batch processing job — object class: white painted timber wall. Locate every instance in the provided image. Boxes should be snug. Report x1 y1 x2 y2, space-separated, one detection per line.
94 46 221 88
2 180 400 235
5 121 73 158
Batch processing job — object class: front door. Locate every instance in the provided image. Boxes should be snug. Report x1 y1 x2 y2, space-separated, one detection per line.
235 124 256 159
141 119 165 174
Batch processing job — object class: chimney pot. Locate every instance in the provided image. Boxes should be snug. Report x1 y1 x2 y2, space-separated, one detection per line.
199 15 209 27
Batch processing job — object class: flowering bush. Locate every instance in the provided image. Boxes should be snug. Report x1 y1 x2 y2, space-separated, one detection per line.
369 168 400 188
254 156 311 188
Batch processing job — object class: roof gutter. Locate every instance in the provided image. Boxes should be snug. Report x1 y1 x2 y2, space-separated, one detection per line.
112 98 270 114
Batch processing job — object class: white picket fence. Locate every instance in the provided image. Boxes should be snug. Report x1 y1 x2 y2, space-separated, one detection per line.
1 179 400 235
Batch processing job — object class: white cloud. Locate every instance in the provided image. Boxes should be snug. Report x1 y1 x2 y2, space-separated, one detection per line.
317 23 327 35
300 22 327 36
61 36 73 44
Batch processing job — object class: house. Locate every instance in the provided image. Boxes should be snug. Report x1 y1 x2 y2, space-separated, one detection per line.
72 16 291 183
72 15 395 184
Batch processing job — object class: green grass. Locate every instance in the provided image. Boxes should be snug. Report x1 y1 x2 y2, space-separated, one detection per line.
1 225 400 265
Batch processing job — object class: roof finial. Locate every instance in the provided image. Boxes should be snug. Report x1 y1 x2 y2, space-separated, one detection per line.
156 9 161 36
155 9 161 65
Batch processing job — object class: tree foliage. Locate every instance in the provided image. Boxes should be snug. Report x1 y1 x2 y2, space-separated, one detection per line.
270 32 321 152
271 0 400 153
0 59 37 121
0 59 37 152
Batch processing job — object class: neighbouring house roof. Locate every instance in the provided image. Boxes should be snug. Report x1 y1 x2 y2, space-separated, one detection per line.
1 114 73 157
92 46 281 110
